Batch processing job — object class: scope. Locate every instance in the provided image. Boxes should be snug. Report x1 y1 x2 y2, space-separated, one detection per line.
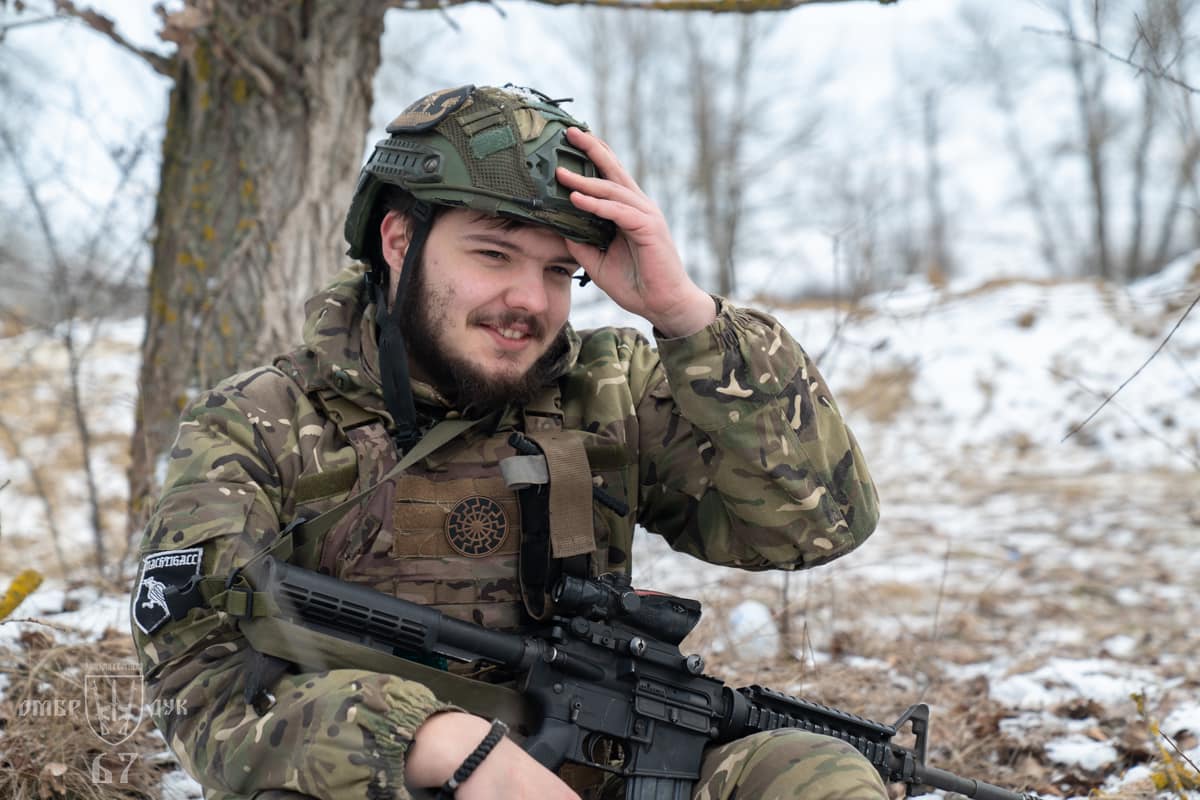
553 573 702 646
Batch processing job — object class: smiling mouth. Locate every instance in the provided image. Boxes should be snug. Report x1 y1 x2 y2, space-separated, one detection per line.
480 323 539 350
493 326 529 341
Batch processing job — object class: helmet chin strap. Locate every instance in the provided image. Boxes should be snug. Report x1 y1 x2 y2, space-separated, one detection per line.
374 201 434 454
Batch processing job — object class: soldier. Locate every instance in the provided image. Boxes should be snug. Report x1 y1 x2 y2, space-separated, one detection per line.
131 85 884 800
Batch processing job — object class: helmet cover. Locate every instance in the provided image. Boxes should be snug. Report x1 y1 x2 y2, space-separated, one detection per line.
345 84 616 260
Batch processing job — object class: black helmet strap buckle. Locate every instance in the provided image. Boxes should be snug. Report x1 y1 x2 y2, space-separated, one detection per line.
375 200 434 455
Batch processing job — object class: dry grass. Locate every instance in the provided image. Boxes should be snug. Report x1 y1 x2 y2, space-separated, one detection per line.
0 623 170 800
837 363 918 424
948 275 1097 300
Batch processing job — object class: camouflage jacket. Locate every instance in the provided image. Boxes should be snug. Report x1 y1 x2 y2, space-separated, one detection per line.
132 264 878 800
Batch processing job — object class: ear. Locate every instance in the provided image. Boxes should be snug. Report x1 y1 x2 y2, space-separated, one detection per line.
380 210 413 283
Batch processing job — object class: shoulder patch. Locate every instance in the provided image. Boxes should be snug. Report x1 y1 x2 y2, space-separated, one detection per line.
132 548 203 635
386 85 475 134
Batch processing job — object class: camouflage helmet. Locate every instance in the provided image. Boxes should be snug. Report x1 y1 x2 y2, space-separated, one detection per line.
344 84 616 260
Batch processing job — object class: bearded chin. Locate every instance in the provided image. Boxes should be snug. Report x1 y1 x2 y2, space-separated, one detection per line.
422 329 568 415
399 266 568 416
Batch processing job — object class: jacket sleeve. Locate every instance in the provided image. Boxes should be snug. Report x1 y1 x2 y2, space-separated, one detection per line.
633 297 879 570
131 369 456 800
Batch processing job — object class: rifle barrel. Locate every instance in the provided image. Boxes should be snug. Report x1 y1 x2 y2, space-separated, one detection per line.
916 764 1036 800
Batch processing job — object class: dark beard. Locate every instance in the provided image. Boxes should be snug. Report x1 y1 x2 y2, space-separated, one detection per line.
399 263 568 416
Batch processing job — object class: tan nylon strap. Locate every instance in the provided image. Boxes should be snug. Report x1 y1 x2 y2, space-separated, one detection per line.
525 430 597 558
198 576 278 619
238 615 536 732
293 466 358 505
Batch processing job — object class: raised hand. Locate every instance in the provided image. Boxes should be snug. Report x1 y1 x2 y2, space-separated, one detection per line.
556 126 716 339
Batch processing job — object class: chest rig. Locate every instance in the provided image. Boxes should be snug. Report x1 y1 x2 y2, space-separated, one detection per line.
299 383 615 632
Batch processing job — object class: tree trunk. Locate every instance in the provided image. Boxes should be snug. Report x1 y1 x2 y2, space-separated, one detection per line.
1063 2 1113 280
684 16 760 298
128 1 386 534
922 89 952 278
1126 72 1156 280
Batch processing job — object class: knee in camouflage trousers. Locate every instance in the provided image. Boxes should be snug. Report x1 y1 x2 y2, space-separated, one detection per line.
693 729 889 800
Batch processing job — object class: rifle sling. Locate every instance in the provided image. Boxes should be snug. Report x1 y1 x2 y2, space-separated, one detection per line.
238 614 537 734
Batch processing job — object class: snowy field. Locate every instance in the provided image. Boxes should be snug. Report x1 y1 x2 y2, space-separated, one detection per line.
1 255 1197 799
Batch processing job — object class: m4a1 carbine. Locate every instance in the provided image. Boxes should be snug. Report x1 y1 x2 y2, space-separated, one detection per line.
253 557 1038 800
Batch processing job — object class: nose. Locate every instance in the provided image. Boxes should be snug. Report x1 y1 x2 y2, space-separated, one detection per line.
503 264 550 315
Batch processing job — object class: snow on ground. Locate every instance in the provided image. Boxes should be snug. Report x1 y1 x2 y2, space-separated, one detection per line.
1 255 1198 798
580 253 1200 797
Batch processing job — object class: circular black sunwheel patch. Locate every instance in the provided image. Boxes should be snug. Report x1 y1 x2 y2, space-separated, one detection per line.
445 496 509 557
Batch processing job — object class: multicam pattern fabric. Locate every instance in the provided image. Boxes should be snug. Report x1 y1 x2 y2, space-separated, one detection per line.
692 730 891 800
131 263 880 799
574 730 891 800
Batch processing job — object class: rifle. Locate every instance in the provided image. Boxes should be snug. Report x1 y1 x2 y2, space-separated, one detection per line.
256 557 1037 800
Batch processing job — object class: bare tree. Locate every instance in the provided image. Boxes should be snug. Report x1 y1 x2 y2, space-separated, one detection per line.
118 2 389 536
0 416 70 576
1142 0 1200 274
574 9 823 299
683 15 761 297
572 9 690 262
959 6 1072 276
961 0 1199 281
0 108 151 578
1116 0 1198 279
921 88 954 279
825 158 891 298
1055 0 1117 280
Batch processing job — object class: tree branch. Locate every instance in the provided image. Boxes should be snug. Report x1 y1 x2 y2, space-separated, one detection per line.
0 14 61 36
1061 288 1200 450
52 0 174 76
1026 24 1199 95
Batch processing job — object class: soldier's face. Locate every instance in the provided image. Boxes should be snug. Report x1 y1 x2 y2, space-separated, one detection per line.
382 208 577 408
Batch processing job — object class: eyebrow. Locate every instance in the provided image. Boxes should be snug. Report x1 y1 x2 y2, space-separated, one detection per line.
462 233 578 266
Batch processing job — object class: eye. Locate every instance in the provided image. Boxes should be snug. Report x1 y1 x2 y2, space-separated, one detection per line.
477 249 508 261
